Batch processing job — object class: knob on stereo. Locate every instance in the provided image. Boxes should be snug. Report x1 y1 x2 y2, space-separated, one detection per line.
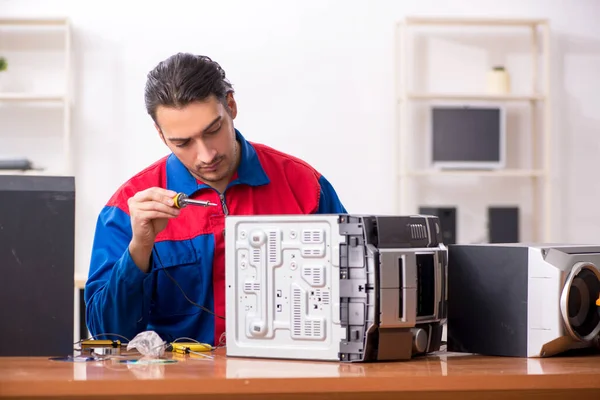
411 328 429 354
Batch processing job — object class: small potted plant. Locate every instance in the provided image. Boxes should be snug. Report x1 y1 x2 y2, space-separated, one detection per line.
0 57 6 90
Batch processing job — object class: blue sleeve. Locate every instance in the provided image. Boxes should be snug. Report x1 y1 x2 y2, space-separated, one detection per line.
316 175 347 214
84 205 154 340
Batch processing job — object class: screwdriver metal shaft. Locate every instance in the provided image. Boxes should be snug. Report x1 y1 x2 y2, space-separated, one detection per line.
173 192 218 208
184 198 219 207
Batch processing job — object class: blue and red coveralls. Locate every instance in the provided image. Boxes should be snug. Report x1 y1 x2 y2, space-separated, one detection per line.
84 129 347 345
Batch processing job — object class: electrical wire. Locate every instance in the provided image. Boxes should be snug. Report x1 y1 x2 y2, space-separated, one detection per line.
152 245 226 320
74 333 131 345
73 332 223 360
76 244 228 356
214 331 227 349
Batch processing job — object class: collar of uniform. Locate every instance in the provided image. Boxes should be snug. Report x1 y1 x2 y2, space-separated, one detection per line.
165 128 270 196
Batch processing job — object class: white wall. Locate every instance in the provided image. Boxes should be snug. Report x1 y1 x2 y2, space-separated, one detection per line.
1 0 600 278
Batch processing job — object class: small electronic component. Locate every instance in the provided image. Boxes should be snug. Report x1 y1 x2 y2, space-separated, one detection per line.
80 339 121 349
90 347 120 356
171 342 213 354
172 193 218 209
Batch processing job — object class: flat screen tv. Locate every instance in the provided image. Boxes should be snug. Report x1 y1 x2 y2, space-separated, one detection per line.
429 105 505 170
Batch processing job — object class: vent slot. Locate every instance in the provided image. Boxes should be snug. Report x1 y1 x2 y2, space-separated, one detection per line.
267 229 282 267
302 265 325 287
410 224 427 240
292 286 303 337
302 229 324 243
301 247 324 258
252 249 261 265
243 281 261 292
290 284 325 340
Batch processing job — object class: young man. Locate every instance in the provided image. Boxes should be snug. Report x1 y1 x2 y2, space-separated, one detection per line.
84 53 346 346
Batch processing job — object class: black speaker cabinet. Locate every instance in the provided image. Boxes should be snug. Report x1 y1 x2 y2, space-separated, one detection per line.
419 206 456 245
0 175 76 356
447 243 600 358
488 206 519 243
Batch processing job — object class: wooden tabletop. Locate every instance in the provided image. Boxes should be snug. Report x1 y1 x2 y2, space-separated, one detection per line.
1 349 599 399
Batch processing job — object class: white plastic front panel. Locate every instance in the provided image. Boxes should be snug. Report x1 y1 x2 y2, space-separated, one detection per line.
225 215 347 361
527 247 563 357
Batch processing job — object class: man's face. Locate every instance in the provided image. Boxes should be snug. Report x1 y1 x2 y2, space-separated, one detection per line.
155 93 239 190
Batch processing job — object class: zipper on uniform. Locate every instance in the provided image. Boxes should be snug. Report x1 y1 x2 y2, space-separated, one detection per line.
219 193 229 215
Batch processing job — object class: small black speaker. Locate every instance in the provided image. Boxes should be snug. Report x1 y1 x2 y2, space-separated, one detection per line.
419 206 456 245
488 206 519 243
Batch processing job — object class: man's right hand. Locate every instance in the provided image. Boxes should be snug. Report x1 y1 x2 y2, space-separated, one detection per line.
127 187 181 272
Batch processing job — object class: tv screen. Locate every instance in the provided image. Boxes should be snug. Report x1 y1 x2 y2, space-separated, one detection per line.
431 105 504 169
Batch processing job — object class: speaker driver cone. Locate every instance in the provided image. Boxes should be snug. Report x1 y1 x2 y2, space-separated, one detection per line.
560 262 600 342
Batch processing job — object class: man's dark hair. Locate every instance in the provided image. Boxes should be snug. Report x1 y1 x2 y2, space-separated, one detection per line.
144 53 234 123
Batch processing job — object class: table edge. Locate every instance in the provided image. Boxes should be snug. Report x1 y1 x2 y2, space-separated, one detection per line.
2 373 600 397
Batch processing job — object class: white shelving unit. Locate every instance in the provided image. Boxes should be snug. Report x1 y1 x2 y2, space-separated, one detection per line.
394 17 552 243
0 17 80 342
0 17 72 175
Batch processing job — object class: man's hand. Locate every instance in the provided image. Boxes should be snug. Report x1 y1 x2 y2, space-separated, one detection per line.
127 187 180 272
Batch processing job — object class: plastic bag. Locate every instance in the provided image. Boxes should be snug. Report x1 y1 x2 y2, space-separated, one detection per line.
127 330 166 358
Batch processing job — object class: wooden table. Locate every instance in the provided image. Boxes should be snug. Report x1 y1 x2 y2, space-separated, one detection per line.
1 349 599 399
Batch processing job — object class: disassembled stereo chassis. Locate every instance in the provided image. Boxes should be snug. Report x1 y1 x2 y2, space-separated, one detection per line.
225 214 448 363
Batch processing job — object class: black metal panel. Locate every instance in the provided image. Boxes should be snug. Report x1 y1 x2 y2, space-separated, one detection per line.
447 244 529 357
0 175 75 356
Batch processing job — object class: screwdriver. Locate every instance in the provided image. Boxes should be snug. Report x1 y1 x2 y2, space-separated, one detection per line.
172 192 218 209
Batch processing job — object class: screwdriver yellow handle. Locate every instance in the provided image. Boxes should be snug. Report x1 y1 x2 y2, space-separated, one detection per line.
172 192 216 208
172 193 187 209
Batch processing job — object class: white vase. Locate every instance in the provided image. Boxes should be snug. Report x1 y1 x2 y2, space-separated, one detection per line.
487 66 510 95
